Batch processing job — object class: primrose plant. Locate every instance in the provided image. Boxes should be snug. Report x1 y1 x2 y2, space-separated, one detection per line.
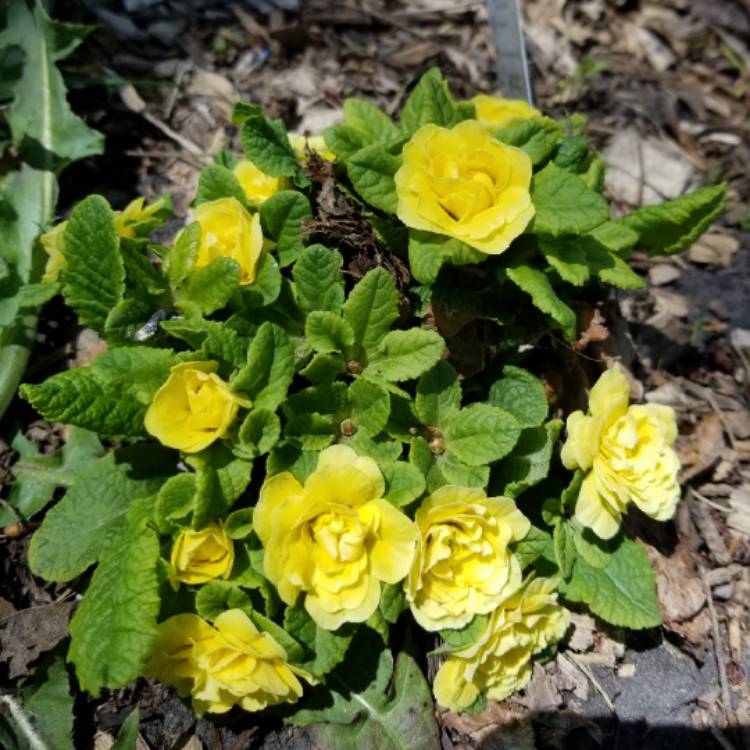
18 69 724 732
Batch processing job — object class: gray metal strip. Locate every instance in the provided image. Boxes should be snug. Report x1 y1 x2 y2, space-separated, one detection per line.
486 0 534 104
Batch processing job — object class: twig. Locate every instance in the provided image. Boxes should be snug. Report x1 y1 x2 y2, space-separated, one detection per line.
568 653 616 713
692 490 731 514
700 566 735 723
704 389 738 451
0 694 49 750
710 727 736 750
141 111 206 159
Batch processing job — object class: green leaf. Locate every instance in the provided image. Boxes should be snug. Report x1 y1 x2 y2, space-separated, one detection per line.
237 408 280 458
111 709 140 750
306 310 355 354
28 451 165 581
164 222 200 287
560 537 662 629
572 525 619 569
241 252 282 308
161 317 248 369
415 360 461 428
349 378 391 435
488 365 548 428
443 403 521 467
68 516 161 695
347 146 401 214
240 115 307 187
553 520 576 579
529 163 609 236
224 508 254 540
437 614 489 653
195 580 252 621
60 195 124 331
401 67 460 135
343 267 399 359
293 243 345 313
380 583 406 624
408 230 485 285
592 250 644 289
431 453 489 491
1 426 103 525
194 164 247 206
494 420 562 498
0 2 103 167
182 256 240 316
365 328 444 382
260 191 313 267
323 124 367 162
506 265 577 341
301 351 346 383
231 322 294 410
539 237 590 286
346 432 403 465
288 630 439 750
561 470 584 514
494 118 562 165
588 220 639 256
382 461 426 507
20 657 74 750
16 281 59 307
155 472 196 533
513 525 553 569
283 604 353 676
283 382 348 451
344 98 401 144
621 183 726 256
20 347 176 437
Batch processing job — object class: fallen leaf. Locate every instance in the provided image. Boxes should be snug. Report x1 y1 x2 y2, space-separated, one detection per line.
572 307 609 351
646 542 706 626
678 412 725 482
687 232 739 268
648 263 681 286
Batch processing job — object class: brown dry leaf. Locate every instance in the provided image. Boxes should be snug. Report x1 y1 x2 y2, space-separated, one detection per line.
0 601 75 679
566 612 596 653
687 232 739 268
727 486 750 536
441 700 533 750
516 664 563 713
648 263 681 286
678 412 725 482
572 307 609 352
646 542 706 628
690 492 732 565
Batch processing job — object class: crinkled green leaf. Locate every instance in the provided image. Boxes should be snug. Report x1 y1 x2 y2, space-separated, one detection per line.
346 432 403 465
488 365 548 428
224 508 254 540
237 408 281 458
68 515 161 695
539 237 590 286
506 265 577 340
231 322 294 410
408 230 485 285
621 183 726 256
443 403 521 467
349 377 391 435
343 267 399 359
242 252 282 308
494 420 562 498
529 163 609 236
344 98 401 144
283 382 348 450
437 614 489 653
365 328 444 382
494 117 561 165
20 657 74 750
182 256 240 316
301 351 346 383
260 190 312 267
512 524 553 570
572 525 620 569
60 195 124 331
306 310 355 354
1 426 103 525
382 461 426 507
415 360 461 428
111 709 140 750
20 347 177 437
164 222 200 287
400 67 461 135
240 115 308 187
323 124 367 162
195 580 253 621
194 164 247 206
560 537 661 629
28 450 165 581
347 145 401 214
155 472 196 533
284 604 353 677
553 520 576 579
380 583 407 624
293 243 345 313
428 452 489 492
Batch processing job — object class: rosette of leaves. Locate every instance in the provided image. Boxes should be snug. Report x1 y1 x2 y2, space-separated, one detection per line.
13 67 724 740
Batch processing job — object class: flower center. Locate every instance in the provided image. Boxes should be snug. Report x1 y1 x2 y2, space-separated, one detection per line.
310 510 367 563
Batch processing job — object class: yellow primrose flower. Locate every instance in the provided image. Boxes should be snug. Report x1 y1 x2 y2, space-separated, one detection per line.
405 486 530 631
40 221 67 283
433 577 569 711
472 94 541 130
232 160 286 205
113 196 167 239
169 522 235 589
394 120 534 255
288 133 335 162
194 197 264 285
144 361 251 453
146 609 312 715
561 366 680 540
254 444 419 630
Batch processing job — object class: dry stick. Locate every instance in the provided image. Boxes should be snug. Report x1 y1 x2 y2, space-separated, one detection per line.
711 727 737 750
0 694 49 750
692 489 732 514
567 654 616 713
699 567 735 724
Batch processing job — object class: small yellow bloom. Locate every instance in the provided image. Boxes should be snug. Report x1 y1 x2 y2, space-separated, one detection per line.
169 523 235 588
288 133 335 162
146 609 311 715
395 120 534 255
145 361 251 453
113 196 167 239
232 160 286 205
194 197 264 285
561 366 680 539
40 221 67 283
433 577 569 711
254 444 419 630
405 486 529 631
472 95 541 130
